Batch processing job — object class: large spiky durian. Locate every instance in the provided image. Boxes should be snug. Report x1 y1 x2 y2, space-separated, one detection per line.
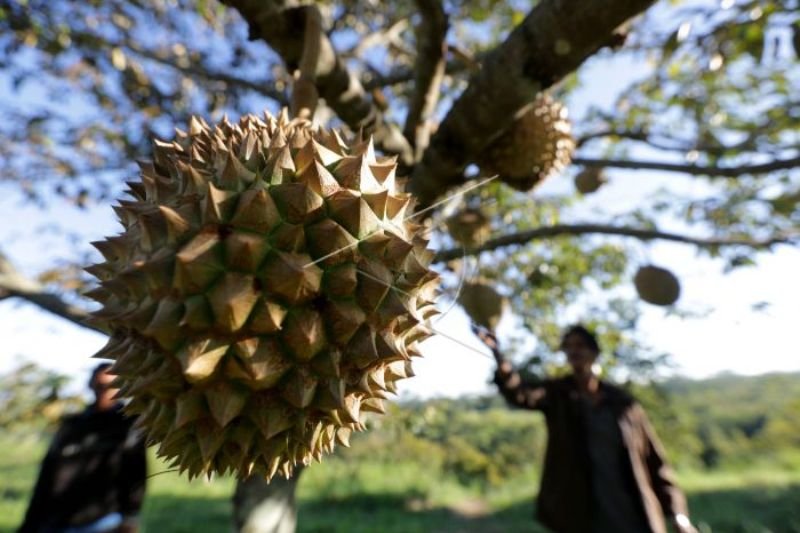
87 110 439 480
478 94 574 192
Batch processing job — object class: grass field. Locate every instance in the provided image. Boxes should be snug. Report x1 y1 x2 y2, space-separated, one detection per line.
2 433 799 533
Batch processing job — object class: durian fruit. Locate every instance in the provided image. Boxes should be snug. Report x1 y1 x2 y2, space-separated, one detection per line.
478 94 574 192
458 281 505 330
634 265 680 306
445 207 490 248
574 167 606 194
87 110 439 480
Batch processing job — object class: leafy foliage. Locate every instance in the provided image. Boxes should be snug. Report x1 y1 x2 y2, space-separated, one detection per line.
0 362 83 429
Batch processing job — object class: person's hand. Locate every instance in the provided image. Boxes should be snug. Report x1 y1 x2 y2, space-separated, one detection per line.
672 514 698 533
471 326 512 371
471 325 498 351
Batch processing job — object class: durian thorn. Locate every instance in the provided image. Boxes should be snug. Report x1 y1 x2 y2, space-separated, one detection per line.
158 205 191 243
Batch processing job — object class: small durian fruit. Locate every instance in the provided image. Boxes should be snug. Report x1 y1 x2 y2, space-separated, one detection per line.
634 265 680 306
88 110 440 480
445 208 490 248
479 94 574 192
574 167 606 194
458 281 506 330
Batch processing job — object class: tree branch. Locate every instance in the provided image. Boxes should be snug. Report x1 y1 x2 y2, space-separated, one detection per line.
68 28 287 103
222 0 413 163
130 43 288 104
409 0 657 206
571 155 800 177
575 127 782 156
362 53 476 90
403 0 448 161
0 252 106 334
433 224 796 262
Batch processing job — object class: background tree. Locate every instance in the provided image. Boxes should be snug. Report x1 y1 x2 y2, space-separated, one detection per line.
1 0 798 531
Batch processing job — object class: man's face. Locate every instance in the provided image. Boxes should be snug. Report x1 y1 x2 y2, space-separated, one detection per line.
92 368 119 409
562 333 598 374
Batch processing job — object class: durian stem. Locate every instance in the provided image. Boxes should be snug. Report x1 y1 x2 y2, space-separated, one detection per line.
403 0 448 161
290 5 322 120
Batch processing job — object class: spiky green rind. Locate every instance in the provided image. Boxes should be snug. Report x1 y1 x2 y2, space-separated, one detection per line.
88 110 439 480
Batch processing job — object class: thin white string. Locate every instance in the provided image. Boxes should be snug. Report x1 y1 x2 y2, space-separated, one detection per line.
147 468 180 479
354 268 495 362
420 323 496 362
405 175 499 223
302 175 499 268
420 197 499 238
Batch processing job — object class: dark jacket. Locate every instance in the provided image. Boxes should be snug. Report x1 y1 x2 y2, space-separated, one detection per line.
18 404 147 533
495 368 688 533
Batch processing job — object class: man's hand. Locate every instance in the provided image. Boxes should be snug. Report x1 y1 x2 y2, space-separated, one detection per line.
471 325 512 371
471 325 498 351
672 514 698 533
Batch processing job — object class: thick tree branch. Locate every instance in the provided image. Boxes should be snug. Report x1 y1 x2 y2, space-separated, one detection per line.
409 0 657 206
433 225 796 262
571 155 800 177
0 252 106 334
222 0 413 163
403 0 448 161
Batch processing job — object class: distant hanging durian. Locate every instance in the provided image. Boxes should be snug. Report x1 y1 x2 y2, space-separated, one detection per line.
574 167 607 194
458 281 506 330
445 207 491 248
634 265 680 306
87 110 440 480
478 94 574 191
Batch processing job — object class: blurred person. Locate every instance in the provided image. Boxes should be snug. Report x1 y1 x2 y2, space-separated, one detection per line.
18 363 147 533
475 324 697 533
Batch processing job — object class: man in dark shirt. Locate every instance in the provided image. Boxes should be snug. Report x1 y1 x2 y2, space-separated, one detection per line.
475 324 698 533
18 363 147 533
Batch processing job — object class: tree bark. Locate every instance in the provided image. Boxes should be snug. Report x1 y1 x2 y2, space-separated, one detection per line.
404 0 448 161
233 470 303 533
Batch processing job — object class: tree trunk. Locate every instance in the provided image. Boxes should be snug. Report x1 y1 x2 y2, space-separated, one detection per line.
232 468 303 533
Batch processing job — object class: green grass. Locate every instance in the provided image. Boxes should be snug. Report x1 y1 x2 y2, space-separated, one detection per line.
2 433 799 533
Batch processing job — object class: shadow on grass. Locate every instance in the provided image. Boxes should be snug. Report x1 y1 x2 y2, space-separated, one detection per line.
297 493 543 533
